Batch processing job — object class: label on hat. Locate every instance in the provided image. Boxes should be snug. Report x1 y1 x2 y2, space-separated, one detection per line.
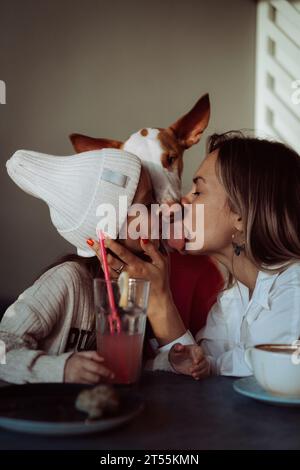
101 168 128 188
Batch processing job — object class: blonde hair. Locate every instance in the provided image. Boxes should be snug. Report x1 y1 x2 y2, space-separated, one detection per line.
208 131 300 286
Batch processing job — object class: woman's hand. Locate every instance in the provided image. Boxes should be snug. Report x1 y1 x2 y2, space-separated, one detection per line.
64 351 115 384
88 237 171 299
169 344 211 380
87 236 187 346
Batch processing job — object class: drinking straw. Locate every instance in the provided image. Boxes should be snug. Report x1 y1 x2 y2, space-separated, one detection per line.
98 231 121 334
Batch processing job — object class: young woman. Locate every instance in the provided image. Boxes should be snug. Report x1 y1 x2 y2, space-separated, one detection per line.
0 147 222 383
91 132 300 379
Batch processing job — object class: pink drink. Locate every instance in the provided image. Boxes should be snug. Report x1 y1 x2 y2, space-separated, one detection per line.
97 332 144 384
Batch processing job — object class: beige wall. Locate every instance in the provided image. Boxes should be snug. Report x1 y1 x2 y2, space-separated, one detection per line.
0 0 256 301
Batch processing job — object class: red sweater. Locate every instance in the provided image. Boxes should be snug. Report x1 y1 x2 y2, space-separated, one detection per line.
169 252 224 336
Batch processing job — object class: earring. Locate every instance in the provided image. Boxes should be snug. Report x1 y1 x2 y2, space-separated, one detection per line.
232 233 245 256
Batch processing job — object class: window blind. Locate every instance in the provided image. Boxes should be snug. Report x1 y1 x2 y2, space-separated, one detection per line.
255 0 300 153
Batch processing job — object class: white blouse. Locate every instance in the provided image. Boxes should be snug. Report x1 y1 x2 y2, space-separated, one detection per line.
150 262 300 376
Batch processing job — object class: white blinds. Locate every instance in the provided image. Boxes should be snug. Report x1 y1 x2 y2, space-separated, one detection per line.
255 0 300 153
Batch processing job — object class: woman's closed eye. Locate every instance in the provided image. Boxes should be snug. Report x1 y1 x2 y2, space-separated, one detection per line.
192 191 202 197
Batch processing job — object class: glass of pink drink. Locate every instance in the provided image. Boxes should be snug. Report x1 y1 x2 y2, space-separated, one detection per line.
93 278 150 385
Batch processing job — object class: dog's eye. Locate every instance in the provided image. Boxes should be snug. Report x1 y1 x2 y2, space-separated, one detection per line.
167 155 177 165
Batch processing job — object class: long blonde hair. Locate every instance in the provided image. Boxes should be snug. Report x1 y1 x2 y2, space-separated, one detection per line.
208 131 300 285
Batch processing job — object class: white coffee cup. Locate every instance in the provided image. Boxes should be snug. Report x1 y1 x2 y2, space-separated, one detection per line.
244 343 300 396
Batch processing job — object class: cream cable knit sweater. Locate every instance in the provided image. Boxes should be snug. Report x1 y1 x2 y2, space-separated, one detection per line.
0 260 189 383
0 262 96 384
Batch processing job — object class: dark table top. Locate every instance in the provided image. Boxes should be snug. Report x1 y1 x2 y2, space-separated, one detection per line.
0 372 300 450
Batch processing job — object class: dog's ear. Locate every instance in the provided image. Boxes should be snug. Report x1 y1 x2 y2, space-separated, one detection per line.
169 93 210 149
70 133 123 153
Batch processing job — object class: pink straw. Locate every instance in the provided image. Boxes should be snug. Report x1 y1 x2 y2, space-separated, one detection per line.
98 231 121 334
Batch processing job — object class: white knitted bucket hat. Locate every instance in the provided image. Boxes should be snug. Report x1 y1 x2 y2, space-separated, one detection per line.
6 148 141 256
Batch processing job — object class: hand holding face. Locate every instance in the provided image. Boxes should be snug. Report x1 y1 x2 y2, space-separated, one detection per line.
87 236 186 344
87 237 171 301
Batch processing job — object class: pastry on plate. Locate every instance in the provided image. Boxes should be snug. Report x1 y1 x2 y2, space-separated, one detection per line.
75 384 120 419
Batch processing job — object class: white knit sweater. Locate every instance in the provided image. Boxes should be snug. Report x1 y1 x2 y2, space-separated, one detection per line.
0 260 195 383
0 261 95 384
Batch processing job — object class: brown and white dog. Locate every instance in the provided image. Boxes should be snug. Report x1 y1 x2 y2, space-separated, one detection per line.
69 93 210 205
